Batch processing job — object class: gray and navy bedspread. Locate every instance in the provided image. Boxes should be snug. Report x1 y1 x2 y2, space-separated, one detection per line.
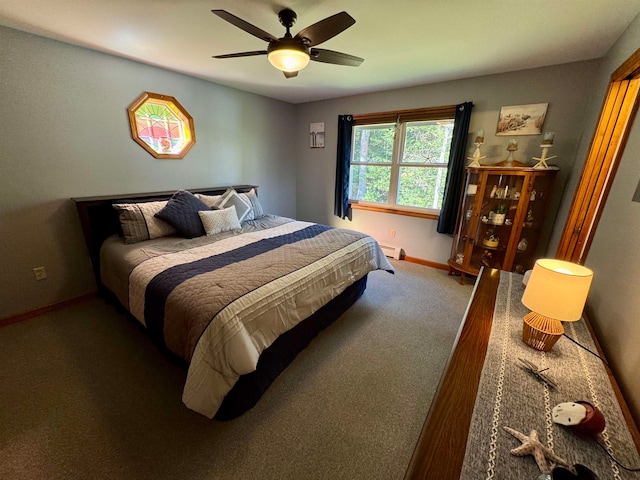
100 215 394 418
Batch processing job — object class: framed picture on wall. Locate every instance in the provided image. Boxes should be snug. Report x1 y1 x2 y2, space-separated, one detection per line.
310 122 325 148
496 103 548 136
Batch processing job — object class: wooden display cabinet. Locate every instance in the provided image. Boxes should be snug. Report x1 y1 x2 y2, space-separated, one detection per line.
448 166 559 284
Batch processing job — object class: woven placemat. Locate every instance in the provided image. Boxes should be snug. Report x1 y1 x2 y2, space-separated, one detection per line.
459 272 640 480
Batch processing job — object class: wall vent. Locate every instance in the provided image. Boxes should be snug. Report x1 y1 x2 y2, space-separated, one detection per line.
379 244 402 260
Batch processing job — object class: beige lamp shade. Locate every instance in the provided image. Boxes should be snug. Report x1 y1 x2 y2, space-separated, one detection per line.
521 259 593 351
522 259 594 322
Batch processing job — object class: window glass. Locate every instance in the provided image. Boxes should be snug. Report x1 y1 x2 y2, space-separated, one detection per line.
402 121 453 164
349 112 454 213
397 166 447 210
127 92 195 159
349 165 392 203
352 124 395 164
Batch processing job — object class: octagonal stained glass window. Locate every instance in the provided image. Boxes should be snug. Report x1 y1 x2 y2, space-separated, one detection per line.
127 92 195 159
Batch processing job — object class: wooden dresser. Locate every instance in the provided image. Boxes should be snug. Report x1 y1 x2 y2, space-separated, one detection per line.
404 268 640 479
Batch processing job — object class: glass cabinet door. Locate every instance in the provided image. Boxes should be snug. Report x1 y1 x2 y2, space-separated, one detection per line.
471 172 526 270
512 172 556 273
450 170 480 269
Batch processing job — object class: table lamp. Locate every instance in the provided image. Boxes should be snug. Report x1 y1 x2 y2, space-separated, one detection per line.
521 259 594 351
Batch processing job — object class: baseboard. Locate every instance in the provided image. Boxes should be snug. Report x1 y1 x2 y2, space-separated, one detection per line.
403 256 449 271
0 292 97 328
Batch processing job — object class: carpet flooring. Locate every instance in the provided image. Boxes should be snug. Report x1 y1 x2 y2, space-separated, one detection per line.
0 260 474 480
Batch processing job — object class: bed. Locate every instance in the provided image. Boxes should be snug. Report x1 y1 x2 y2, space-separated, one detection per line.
72 185 393 420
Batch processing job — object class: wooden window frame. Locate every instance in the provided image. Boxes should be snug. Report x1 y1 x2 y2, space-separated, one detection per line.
556 49 640 263
349 105 457 217
127 91 196 160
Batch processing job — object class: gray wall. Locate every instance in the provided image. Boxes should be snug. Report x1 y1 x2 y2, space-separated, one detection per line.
0 26 297 319
3 13 640 426
554 14 640 423
294 61 599 263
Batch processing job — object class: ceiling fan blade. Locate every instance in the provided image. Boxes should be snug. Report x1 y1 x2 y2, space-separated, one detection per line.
283 71 299 78
213 51 267 59
310 48 364 67
211 10 277 43
294 12 355 47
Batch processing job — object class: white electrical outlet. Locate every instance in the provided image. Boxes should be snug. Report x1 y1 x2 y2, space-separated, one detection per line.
33 267 47 280
389 229 396 238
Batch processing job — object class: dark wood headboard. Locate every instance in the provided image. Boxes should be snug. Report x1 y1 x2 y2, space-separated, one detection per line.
72 185 258 293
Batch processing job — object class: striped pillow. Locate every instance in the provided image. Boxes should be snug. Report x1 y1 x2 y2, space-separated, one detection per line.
113 201 177 244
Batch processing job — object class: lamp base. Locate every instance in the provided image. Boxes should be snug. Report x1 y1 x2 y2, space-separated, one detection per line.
522 312 564 352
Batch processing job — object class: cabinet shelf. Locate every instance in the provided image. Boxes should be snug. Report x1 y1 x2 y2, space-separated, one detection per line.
448 166 559 284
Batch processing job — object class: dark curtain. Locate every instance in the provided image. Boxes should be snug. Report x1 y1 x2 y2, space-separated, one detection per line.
437 102 473 234
334 114 354 219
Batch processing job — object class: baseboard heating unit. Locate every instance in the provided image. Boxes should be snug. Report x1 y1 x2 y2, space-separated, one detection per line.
378 244 402 260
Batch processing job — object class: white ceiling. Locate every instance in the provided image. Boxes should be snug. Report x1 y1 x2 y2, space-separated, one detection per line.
1 0 639 104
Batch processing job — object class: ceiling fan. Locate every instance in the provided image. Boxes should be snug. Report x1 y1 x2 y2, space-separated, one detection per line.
211 8 364 78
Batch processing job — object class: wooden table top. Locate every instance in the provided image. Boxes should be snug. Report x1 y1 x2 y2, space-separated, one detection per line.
403 267 640 479
404 267 500 480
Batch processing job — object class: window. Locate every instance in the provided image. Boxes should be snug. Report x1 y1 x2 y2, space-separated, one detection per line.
349 106 456 215
127 92 196 159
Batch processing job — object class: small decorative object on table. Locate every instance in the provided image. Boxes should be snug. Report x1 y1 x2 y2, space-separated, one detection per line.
517 357 558 388
552 401 606 437
549 464 600 480
521 259 594 352
503 426 570 474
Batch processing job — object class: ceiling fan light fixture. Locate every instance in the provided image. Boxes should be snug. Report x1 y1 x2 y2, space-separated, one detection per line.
267 44 310 72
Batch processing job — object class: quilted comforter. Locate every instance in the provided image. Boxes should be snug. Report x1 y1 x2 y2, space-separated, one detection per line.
101 216 393 418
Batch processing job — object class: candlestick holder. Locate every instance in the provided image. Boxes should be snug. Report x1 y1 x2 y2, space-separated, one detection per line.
497 139 525 167
467 142 486 167
532 144 557 169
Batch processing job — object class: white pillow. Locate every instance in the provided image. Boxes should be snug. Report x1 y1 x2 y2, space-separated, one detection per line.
195 193 222 208
198 206 241 236
213 188 252 223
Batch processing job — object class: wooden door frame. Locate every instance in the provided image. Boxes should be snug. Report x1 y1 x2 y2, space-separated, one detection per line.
556 49 640 263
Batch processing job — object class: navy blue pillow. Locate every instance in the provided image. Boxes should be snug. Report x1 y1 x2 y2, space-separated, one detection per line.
155 190 210 238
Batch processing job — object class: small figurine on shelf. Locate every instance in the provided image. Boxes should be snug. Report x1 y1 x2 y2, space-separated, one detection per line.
490 185 498 198
524 208 535 227
489 203 507 225
455 253 464 265
530 189 537 201
517 238 528 251
481 249 493 267
483 229 500 248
